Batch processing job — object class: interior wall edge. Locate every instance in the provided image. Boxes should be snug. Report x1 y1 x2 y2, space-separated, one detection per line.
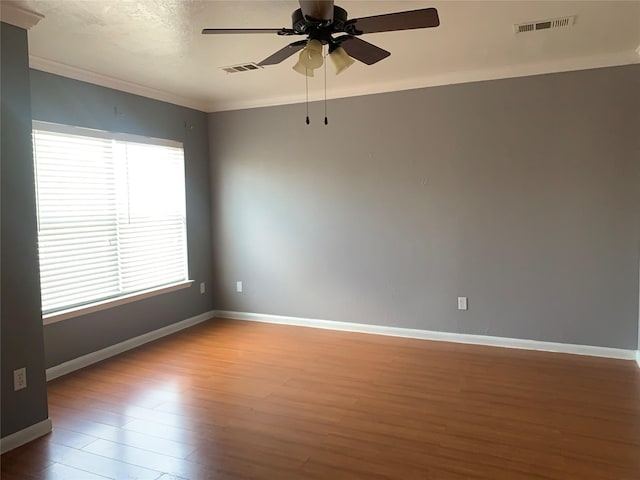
45 310 216 381
214 310 637 361
0 418 51 455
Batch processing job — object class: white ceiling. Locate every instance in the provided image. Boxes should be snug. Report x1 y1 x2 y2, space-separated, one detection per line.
4 1 640 112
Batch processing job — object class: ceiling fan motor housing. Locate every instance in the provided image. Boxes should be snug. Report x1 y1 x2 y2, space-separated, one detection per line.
292 6 349 37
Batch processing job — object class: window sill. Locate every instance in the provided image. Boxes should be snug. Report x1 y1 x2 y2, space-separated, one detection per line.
42 280 194 325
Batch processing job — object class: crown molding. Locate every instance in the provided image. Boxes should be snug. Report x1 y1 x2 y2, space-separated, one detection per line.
207 49 640 113
0 2 43 30
29 56 208 113
26 48 639 115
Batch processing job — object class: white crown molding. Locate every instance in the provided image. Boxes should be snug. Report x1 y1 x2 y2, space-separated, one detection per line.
0 2 44 30
29 56 209 113
27 48 639 115
208 49 640 113
215 310 637 361
0 418 52 454
45 310 215 381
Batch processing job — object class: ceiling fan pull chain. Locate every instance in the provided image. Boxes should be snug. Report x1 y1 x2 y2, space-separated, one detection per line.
324 52 328 126
305 69 310 125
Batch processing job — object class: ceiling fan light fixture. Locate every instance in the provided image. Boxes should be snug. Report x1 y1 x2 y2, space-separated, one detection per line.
292 54 314 76
302 39 324 69
292 39 324 76
329 46 355 75
204 2 441 75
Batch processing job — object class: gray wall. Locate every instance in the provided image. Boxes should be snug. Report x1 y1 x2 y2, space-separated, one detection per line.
29 71 215 368
209 64 640 350
1 22 49 438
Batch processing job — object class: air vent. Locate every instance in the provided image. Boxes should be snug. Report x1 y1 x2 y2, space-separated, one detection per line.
220 62 263 73
514 15 576 34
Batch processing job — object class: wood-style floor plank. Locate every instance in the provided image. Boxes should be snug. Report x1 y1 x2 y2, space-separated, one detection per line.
2 318 639 479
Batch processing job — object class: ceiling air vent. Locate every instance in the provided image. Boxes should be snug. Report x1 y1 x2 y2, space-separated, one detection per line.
220 62 263 73
514 15 576 34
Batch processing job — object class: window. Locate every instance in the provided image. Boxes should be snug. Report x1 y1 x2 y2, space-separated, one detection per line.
32 121 189 321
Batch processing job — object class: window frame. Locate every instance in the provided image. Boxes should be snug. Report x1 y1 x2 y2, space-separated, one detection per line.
32 121 193 325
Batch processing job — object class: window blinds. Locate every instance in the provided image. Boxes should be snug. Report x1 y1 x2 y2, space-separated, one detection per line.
32 123 188 315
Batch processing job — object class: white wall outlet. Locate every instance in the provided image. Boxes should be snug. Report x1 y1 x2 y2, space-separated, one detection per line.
14 368 27 391
236 281 243 293
199 282 205 294
457 296 468 311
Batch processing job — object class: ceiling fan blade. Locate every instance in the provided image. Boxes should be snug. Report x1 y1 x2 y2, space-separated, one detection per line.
299 0 334 22
348 8 439 34
202 28 285 35
258 40 308 66
338 36 390 65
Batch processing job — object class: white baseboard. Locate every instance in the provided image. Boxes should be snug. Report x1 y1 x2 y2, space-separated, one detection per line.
636 350 640 368
0 418 52 454
215 310 637 361
46 310 215 381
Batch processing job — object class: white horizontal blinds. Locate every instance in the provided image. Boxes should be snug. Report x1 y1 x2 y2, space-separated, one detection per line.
32 122 188 315
33 129 120 312
116 141 188 292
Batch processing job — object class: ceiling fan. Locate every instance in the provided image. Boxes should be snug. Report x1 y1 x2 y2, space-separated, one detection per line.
202 0 440 76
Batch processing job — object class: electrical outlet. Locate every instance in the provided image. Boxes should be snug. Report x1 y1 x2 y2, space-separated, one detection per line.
14 368 27 391
236 281 243 293
457 297 468 311
199 282 205 294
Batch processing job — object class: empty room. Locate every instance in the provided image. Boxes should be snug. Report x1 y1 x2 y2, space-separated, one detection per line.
1 1 639 479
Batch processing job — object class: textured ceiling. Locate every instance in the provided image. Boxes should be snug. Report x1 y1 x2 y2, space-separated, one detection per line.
6 1 640 112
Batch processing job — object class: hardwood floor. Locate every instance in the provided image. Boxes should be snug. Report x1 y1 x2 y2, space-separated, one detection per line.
2 318 639 479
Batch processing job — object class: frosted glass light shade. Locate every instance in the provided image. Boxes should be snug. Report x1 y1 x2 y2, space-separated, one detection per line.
329 46 355 75
293 52 314 76
292 39 324 76
303 39 324 69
